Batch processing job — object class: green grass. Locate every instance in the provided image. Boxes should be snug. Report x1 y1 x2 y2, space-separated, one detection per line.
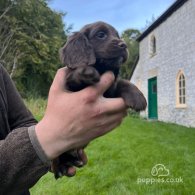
24 98 46 121
27 99 195 195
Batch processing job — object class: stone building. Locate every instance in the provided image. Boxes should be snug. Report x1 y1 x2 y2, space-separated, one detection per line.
130 0 195 127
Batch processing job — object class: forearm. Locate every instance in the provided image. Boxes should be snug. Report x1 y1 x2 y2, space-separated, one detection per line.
0 126 50 195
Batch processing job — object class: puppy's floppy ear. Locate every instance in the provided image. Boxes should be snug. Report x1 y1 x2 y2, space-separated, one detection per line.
60 32 96 69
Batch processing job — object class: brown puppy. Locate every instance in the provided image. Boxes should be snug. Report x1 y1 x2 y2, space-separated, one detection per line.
52 21 147 179
61 21 146 110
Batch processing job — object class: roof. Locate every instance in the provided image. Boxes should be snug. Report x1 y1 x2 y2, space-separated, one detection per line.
129 0 189 80
137 0 189 42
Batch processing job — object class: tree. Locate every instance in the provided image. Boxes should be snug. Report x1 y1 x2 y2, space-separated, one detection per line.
142 14 156 32
0 1 17 72
120 29 140 79
0 0 70 97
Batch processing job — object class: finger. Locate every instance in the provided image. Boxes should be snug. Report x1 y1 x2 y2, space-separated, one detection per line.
77 71 115 103
94 110 127 129
50 67 68 92
106 110 127 123
93 120 123 139
93 71 115 96
95 97 126 115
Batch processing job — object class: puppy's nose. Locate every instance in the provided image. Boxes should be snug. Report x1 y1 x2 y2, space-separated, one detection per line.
118 41 127 49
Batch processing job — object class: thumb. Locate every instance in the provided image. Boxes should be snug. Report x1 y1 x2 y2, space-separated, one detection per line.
95 71 115 96
50 67 68 93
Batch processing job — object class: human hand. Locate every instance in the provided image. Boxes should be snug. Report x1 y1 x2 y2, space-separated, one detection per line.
35 68 127 160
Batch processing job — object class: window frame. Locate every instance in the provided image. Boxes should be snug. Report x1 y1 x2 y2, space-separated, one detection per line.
176 70 187 108
149 35 157 57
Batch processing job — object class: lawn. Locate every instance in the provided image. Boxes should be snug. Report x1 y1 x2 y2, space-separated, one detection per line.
27 100 195 195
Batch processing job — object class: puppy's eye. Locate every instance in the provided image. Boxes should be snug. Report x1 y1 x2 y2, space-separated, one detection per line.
96 31 107 39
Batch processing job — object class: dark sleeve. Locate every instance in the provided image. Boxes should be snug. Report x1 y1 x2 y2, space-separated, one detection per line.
1 65 37 129
0 65 51 194
0 126 50 195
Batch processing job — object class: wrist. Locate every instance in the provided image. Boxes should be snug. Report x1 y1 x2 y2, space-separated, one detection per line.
35 119 71 160
28 125 51 165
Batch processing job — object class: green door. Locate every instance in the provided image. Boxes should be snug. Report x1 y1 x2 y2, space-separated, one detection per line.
148 77 158 119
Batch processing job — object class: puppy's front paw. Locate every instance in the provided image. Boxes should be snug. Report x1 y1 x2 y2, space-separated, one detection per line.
79 66 100 84
123 87 147 111
116 80 147 112
66 66 100 91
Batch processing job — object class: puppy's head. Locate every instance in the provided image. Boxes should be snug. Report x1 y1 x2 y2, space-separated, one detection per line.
60 21 128 70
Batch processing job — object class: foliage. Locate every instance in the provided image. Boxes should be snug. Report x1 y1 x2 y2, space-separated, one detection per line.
141 14 157 32
0 1 141 95
120 29 140 80
0 0 69 97
29 110 195 194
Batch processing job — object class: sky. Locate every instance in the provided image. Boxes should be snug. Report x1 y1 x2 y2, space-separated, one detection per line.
49 0 176 34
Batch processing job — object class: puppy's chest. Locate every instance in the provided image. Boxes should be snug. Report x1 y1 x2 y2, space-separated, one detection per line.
93 60 120 78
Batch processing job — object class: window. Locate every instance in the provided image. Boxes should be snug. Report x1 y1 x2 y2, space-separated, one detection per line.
176 70 186 107
149 35 156 56
152 83 157 93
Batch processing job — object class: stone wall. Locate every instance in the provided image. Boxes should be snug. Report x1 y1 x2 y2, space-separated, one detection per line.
131 0 195 127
